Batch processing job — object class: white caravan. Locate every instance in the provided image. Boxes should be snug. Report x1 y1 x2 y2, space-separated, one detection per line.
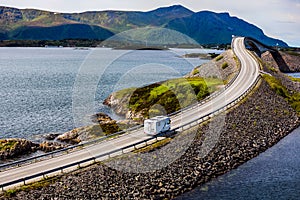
144 116 171 135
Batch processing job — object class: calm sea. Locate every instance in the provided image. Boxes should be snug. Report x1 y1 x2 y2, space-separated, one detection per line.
0 47 218 140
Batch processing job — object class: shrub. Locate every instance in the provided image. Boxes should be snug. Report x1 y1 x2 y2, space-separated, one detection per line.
222 62 229 69
192 68 199 75
215 55 224 61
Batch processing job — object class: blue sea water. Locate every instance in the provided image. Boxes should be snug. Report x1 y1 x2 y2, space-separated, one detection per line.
176 127 300 200
0 47 214 140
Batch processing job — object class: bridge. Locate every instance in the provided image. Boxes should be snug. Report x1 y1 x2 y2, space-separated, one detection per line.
0 37 261 190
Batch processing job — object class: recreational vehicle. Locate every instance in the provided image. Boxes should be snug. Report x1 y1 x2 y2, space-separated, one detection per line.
144 116 171 135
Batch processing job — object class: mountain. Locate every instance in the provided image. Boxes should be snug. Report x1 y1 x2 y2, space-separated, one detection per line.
0 5 288 47
165 11 287 46
0 7 114 40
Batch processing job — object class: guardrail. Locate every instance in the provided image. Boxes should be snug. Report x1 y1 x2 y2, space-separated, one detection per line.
0 47 242 172
0 74 261 191
168 44 241 117
0 124 142 171
0 135 161 191
1 38 260 191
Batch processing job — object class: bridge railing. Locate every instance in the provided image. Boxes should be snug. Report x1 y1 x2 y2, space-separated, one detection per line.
1 38 261 190
0 53 241 172
0 73 261 191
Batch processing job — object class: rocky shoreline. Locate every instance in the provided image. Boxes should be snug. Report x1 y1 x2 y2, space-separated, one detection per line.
0 139 67 160
2 71 299 198
1 49 299 199
0 112 138 161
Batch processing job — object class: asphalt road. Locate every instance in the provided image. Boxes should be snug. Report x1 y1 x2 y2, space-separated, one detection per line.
0 37 260 188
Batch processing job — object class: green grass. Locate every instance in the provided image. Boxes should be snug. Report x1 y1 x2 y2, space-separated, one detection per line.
287 75 300 83
192 68 199 75
222 62 229 69
0 139 17 151
133 138 172 153
215 55 224 61
3 176 60 198
263 75 300 114
115 77 223 118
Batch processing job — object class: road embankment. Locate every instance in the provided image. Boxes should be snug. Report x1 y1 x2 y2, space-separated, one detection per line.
3 76 299 199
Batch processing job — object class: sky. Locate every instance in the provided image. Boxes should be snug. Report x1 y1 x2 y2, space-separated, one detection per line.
1 0 300 47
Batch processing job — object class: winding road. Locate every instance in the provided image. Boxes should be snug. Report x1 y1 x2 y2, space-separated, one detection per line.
0 37 260 190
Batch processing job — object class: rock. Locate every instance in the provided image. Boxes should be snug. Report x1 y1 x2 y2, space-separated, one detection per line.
5 50 300 200
91 112 115 124
38 141 67 152
56 123 114 144
103 92 132 117
57 128 81 144
117 119 139 125
44 133 60 140
0 138 39 160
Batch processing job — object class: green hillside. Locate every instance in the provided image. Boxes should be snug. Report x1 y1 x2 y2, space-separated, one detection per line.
0 5 288 47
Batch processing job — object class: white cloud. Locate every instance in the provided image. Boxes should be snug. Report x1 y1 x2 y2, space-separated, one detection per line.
0 0 299 46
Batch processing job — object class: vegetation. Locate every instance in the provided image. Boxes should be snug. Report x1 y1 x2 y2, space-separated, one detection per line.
268 67 278 73
287 75 300 83
182 53 220 59
284 51 300 57
114 77 223 118
0 5 287 46
222 62 229 69
3 176 60 198
0 39 106 47
215 55 224 61
263 75 300 114
0 139 17 151
192 68 199 75
133 138 172 153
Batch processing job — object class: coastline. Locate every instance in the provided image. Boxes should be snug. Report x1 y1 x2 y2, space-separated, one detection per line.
2 49 300 199
3 78 298 199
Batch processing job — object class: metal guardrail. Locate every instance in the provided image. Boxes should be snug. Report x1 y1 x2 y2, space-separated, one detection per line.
1 38 261 190
0 124 142 171
0 49 241 172
0 135 161 190
0 74 261 191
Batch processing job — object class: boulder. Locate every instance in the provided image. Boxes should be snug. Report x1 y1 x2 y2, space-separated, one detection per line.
0 138 39 160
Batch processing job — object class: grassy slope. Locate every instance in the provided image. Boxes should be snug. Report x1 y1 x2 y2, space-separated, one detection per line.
114 77 223 118
263 74 300 114
288 76 300 83
0 139 17 151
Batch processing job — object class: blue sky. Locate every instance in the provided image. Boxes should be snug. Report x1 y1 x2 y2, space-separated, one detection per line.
1 0 300 46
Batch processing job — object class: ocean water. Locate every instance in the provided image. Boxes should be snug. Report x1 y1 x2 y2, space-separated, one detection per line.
0 47 215 140
177 127 300 200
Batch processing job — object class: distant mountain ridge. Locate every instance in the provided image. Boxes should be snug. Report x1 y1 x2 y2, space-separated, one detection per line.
0 5 288 46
